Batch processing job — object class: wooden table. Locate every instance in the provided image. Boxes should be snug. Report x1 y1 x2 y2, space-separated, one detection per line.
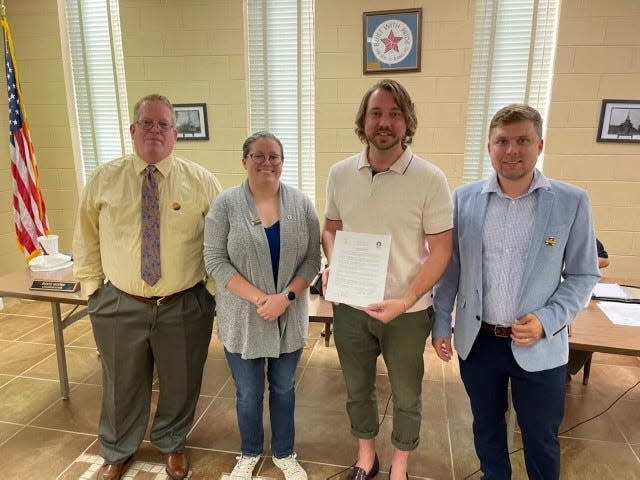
309 293 333 346
0 267 87 399
569 284 640 384
0 267 335 398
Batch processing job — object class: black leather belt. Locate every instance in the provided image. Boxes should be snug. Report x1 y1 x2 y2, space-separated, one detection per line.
481 321 512 338
123 283 199 306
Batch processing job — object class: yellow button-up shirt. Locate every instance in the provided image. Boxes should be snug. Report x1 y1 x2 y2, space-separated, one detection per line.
73 153 222 297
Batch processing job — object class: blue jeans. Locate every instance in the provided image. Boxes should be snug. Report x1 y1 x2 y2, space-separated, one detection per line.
459 329 565 480
224 348 302 458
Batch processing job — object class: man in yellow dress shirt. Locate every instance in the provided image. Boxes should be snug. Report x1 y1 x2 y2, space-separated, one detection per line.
73 94 221 480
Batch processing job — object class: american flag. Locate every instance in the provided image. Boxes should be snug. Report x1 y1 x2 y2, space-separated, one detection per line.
2 18 49 259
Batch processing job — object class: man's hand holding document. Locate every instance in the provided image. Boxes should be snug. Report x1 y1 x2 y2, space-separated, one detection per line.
325 230 391 307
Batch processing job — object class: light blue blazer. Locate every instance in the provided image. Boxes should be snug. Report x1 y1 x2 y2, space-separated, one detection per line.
433 175 601 372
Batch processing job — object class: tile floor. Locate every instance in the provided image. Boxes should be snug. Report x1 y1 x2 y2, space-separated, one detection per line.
0 297 639 479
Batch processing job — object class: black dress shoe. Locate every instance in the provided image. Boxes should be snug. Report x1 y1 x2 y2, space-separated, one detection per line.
388 465 409 480
346 453 379 480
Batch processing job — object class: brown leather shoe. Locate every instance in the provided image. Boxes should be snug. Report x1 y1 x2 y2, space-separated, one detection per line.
97 456 132 480
166 450 189 480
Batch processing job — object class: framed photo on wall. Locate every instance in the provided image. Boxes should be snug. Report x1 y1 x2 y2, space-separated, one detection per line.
596 99 640 143
363 8 422 74
173 103 209 141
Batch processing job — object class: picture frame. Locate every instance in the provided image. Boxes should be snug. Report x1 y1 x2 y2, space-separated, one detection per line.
363 8 422 74
596 99 640 143
173 103 209 141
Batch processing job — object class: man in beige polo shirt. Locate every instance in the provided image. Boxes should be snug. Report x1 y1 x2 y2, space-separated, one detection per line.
73 94 221 480
322 80 453 480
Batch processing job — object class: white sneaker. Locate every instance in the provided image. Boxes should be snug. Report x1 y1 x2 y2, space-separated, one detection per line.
230 455 261 480
272 453 308 480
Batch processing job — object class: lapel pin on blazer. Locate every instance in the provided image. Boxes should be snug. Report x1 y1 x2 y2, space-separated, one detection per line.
252 218 262 225
544 236 556 246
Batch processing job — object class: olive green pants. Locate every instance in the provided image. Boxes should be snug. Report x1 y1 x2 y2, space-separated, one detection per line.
333 303 433 451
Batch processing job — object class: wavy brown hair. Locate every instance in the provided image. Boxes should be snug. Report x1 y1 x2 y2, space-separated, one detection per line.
354 79 417 145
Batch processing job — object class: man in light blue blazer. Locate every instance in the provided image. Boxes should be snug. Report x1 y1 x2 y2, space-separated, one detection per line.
432 104 600 480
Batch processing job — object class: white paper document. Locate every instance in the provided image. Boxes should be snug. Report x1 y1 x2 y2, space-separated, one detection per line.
592 283 630 299
593 283 627 298
325 231 391 307
597 302 640 327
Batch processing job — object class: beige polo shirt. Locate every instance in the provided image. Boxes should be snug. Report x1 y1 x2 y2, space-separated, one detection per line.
325 147 453 311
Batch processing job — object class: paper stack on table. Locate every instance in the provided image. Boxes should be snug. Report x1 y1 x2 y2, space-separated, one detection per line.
592 282 640 303
597 302 640 327
593 282 640 326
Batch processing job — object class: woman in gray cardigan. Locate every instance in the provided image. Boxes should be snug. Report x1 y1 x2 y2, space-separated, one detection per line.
203 132 321 480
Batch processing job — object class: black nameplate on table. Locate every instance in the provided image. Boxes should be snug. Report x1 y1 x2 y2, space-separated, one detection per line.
30 279 80 293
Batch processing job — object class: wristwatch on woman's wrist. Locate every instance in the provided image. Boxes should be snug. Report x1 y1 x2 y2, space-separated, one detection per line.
282 288 296 301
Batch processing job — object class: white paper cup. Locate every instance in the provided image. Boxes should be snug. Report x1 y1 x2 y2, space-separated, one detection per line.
37 235 59 255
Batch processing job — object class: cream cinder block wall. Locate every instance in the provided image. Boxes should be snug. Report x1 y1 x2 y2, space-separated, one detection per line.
0 0 76 276
0 0 247 277
545 0 640 278
315 0 473 217
1 0 639 279
120 0 247 188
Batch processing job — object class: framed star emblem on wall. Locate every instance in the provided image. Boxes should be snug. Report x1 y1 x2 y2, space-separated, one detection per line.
363 8 422 74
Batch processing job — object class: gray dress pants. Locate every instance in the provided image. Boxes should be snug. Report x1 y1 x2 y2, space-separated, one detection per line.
88 281 214 463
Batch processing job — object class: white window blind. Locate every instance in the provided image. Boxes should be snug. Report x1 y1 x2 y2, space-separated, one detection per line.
246 0 316 203
60 0 131 185
463 0 559 182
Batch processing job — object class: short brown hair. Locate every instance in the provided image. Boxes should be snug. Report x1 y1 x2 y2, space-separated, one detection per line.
489 104 543 139
354 79 417 145
242 131 284 160
132 94 176 125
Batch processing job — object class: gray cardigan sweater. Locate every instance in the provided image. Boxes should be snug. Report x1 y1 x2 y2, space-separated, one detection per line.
203 179 321 359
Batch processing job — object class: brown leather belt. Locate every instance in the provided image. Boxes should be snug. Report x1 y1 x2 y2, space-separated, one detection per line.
123 284 198 306
481 321 512 338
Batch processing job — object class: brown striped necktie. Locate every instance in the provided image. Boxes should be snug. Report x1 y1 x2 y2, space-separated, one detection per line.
141 165 161 285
